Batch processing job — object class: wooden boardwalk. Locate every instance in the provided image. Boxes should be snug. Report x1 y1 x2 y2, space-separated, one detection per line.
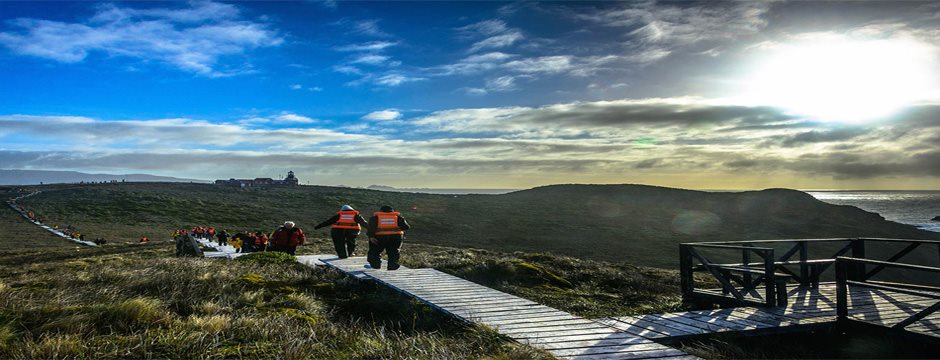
6 191 98 246
320 257 698 360
604 283 940 341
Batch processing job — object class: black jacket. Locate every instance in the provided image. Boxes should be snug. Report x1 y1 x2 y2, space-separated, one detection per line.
366 213 411 237
314 213 369 229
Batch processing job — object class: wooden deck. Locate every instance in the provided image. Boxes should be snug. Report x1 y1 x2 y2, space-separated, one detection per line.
320 257 698 360
604 283 940 341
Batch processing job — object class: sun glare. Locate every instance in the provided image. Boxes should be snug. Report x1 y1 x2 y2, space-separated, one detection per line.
743 38 936 123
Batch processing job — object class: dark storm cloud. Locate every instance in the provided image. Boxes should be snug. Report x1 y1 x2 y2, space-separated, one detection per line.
422 139 625 154
793 150 940 179
0 150 616 175
633 159 661 169
778 128 870 147
412 99 797 135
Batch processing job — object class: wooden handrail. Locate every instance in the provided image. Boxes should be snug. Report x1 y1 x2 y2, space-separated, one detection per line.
684 243 774 252
835 256 940 274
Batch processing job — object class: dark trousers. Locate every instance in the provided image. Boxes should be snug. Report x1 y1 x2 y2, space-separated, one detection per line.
270 245 297 255
331 228 359 258
217 238 227 246
367 235 402 270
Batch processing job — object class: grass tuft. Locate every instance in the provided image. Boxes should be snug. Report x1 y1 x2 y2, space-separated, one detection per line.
239 273 266 286
514 261 574 288
96 297 172 332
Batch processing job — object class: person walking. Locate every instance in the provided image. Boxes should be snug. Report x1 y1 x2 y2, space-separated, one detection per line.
270 221 305 255
314 205 369 258
216 230 229 246
366 205 410 270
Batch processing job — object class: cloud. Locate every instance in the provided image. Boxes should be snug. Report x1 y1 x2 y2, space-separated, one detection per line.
333 41 398 52
456 20 510 38
470 31 524 52
374 73 425 86
363 109 402 121
574 2 772 64
0 114 360 151
457 19 525 53
0 1 282 76
484 75 518 92
350 54 390 65
351 19 390 37
433 52 515 75
3 102 940 187
274 113 317 124
290 84 303 90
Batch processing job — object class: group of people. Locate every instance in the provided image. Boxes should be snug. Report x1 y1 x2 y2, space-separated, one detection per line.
216 229 270 253
172 204 410 270
313 204 410 270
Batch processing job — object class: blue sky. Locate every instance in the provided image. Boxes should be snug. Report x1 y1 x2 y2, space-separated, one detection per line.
1 1 939 189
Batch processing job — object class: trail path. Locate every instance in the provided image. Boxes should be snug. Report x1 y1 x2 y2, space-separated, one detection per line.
195 239 697 359
6 191 97 246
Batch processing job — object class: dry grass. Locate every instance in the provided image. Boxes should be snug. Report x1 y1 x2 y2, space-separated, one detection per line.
0 246 549 359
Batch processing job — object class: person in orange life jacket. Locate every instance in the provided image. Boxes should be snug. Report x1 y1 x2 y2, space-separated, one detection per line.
241 231 257 253
270 221 305 255
366 205 410 270
314 205 369 258
252 231 268 252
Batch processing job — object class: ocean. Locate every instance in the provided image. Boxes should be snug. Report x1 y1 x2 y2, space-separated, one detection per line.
808 191 940 233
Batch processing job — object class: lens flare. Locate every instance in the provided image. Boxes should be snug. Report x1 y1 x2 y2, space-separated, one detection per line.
742 37 936 123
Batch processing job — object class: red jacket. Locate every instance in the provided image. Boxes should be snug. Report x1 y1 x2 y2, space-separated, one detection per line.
271 227 305 247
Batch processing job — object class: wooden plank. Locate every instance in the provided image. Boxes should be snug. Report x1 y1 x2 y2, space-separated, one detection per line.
480 314 580 327
500 323 615 336
597 319 671 339
419 297 532 308
432 300 544 312
557 347 688 359
520 331 644 346
417 296 524 306
467 309 572 322
487 318 598 331
403 287 506 295
409 292 512 302
444 304 555 316
535 336 653 350
653 313 751 333
549 343 682 357
684 309 780 329
508 327 620 340
604 316 702 337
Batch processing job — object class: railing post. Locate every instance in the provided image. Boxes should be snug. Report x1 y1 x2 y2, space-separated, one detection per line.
850 238 866 280
743 244 752 288
836 258 848 320
764 249 776 307
679 244 693 299
799 241 809 287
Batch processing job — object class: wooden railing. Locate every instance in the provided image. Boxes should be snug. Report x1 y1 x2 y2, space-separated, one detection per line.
680 238 940 307
836 257 940 330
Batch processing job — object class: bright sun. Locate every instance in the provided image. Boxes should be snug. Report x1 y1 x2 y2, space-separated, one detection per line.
744 37 936 123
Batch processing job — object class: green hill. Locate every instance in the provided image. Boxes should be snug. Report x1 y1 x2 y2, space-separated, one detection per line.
4 183 940 358
14 183 940 268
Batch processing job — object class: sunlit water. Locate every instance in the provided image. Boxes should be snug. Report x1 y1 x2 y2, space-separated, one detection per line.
808 191 940 233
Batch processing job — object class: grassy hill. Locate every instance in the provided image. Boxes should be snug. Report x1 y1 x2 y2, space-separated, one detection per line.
13 182 940 268
0 192 694 358
4 184 940 358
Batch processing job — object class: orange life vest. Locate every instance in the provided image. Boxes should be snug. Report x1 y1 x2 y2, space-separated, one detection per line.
374 211 403 236
332 210 361 230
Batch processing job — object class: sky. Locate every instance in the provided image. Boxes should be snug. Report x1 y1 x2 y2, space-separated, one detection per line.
1 1 939 190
